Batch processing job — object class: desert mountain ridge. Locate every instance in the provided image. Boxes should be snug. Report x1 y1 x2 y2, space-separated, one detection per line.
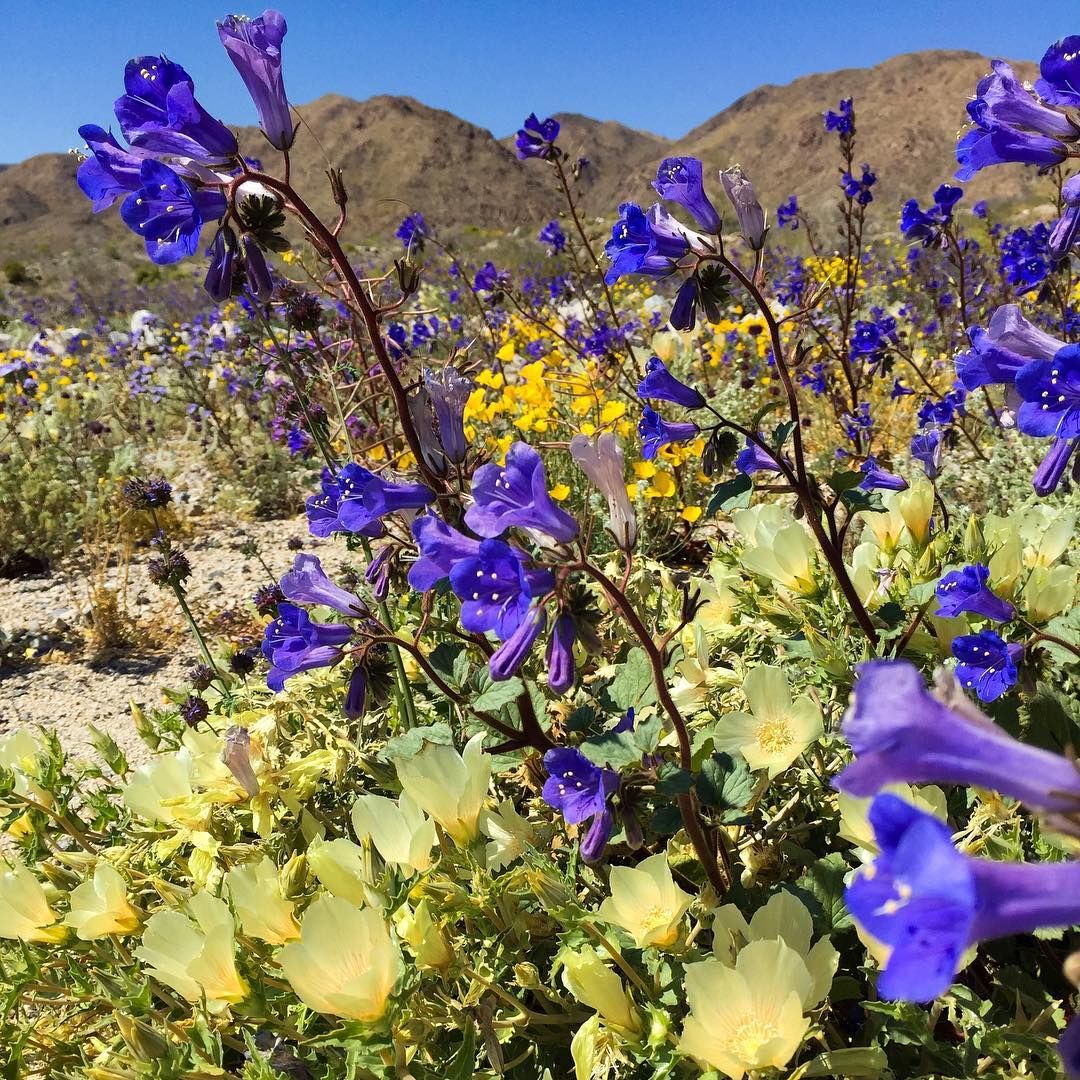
0 49 1048 272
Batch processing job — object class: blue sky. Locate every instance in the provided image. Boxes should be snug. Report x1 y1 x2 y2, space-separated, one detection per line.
5 0 1079 161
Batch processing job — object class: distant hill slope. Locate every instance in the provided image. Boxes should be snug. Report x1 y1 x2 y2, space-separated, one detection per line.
0 50 1051 275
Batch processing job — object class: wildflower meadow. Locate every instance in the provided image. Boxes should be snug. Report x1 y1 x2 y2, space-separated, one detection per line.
5 10 1080 1079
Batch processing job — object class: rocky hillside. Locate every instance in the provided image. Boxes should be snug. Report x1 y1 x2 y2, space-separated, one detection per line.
0 49 1048 273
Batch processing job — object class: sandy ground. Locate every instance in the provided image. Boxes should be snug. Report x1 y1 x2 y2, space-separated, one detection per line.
0 515 327 765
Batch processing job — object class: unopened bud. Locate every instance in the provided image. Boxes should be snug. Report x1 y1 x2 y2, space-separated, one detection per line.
395 257 422 297
39 861 80 890
221 726 259 797
280 852 309 898
115 1012 169 1062
525 866 574 911
130 700 159 751
514 962 542 989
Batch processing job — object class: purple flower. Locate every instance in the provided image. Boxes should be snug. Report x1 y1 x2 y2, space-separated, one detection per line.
344 666 368 720
910 430 943 480
489 604 547 681
841 163 876 206
424 365 473 463
604 203 691 285
934 563 1014 622
279 553 367 617
719 165 766 247
114 56 238 162
306 471 377 538
538 219 566 253
262 602 351 692
776 195 799 230
1051 173 1080 259
545 613 576 694
473 261 511 294
569 433 637 551
204 227 238 301
952 630 1022 703
120 160 227 265
834 660 1080 814
653 157 721 233
847 794 1080 1002
1059 1015 1080 1080
637 356 705 409
542 746 619 863
1036 36 1080 107
1032 436 1079 496
408 513 483 591
76 124 153 211
218 10 293 150
396 212 427 248
824 98 854 135
859 456 907 492
638 407 699 461
242 235 273 301
972 199 989 218
335 463 435 533
736 438 782 476
465 441 579 543
516 113 560 159
449 538 551 639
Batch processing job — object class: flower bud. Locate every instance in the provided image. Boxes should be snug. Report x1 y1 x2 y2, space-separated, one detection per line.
115 1012 169 1062
720 165 766 249
221 726 260 797
280 852 309 899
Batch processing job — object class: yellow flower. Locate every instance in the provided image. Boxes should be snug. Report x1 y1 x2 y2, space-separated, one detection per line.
680 505 702 523
394 898 453 969
891 479 935 549
679 939 813 1078
307 836 375 906
732 505 817 595
0 727 52 811
395 733 491 845
597 850 693 949
122 755 193 824
836 783 947 854
65 863 140 940
225 855 300 944
549 482 571 501
560 947 640 1034
480 798 535 872
351 792 437 873
1024 563 1077 622
712 666 823 777
0 862 66 943
135 892 248 1012
278 895 403 1022
711 892 837 1007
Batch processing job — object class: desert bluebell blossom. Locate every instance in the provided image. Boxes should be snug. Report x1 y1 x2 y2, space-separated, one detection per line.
408 513 483 590
841 163 876 206
847 794 1080 1002
76 125 153 211
1050 174 1080 259
569 433 637 551
279 553 367 617
653 156 721 233
1015 346 1080 493
972 59 1078 140
306 470 381 539
120 160 227 265
776 195 799 230
204 227 238 301
637 356 705 409
736 439 783 476
449 538 551 639
546 613 576 694
952 630 1022 702
465 441 579 543
262 602 351 692
335 463 435 533
1036 36 1080 107
719 165 766 247
344 666 368 720
115 56 238 162
516 113 560 159
935 563 1015 622
538 219 566 253
834 660 1080 813
824 98 854 135
489 605 547 681
859 456 907 492
604 203 692 285
396 212 427 248
242 235 273 301
910 430 943 479
218 10 293 150
901 184 964 247
1059 1015 1080 1080
473 261 511 294
424 365 473 463
1031 436 1079 496
542 747 620 863
639 407 699 461
999 223 1054 291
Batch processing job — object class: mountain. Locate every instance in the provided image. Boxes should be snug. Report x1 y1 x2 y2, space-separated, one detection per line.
0 49 1052 280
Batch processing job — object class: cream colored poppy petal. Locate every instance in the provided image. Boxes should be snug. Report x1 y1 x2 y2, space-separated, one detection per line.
749 891 812 955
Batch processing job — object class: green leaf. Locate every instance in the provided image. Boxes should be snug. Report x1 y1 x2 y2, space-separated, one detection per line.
444 1020 478 1080
1042 607 1080 667
750 398 786 431
428 642 463 679
651 805 683 835
473 677 526 713
382 722 454 762
826 469 864 494
771 419 797 450
567 705 597 732
580 714 663 770
705 473 753 517
656 763 693 796
796 853 853 933
696 752 753 819
839 487 885 514
606 648 657 712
